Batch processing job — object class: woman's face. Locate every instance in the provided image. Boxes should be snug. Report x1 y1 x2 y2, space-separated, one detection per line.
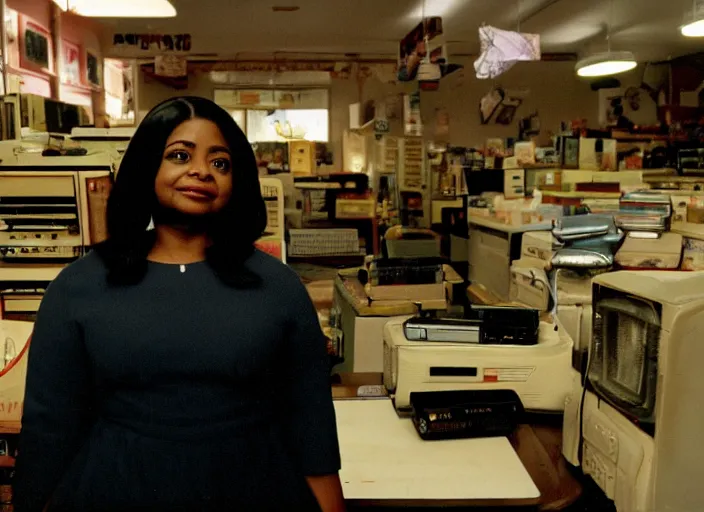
154 118 233 217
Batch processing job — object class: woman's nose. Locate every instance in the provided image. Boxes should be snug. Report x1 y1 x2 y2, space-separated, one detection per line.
187 160 213 180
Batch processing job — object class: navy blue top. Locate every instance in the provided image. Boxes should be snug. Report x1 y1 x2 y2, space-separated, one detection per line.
13 250 340 511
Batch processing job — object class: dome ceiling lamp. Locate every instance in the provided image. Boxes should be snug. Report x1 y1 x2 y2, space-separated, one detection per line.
575 0 636 78
681 0 704 37
51 0 177 18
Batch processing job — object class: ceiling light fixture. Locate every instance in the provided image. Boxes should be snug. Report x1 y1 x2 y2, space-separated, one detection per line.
52 0 177 18
575 0 636 78
681 0 704 37
576 51 637 77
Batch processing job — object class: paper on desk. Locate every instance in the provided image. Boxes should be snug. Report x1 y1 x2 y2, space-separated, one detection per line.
334 399 539 501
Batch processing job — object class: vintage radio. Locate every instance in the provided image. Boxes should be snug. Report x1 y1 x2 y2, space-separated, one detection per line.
410 389 523 440
0 153 112 262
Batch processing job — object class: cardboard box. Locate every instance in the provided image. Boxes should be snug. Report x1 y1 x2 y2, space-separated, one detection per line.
687 204 704 224
289 140 317 175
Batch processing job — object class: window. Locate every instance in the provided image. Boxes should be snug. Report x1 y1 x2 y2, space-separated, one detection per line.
246 109 328 142
104 59 135 126
215 88 329 143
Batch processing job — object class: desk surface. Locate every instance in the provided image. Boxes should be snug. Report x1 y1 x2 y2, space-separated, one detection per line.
468 216 552 234
333 372 582 510
335 399 539 504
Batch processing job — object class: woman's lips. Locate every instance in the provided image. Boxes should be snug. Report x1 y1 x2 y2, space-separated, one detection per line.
177 186 217 200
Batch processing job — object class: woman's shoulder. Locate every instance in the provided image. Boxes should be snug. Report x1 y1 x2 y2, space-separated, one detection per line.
247 249 297 278
246 249 306 292
49 250 108 292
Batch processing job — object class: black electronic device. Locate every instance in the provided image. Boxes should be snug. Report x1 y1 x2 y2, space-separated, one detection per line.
410 389 523 440
403 305 540 345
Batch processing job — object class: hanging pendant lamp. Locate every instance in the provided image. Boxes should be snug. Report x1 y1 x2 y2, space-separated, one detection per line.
52 0 177 18
575 51 637 77
681 0 704 37
575 0 636 78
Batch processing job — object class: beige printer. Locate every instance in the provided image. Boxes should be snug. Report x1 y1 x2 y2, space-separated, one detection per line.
383 317 573 412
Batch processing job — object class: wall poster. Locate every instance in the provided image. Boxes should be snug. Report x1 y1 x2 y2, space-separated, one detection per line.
61 40 81 86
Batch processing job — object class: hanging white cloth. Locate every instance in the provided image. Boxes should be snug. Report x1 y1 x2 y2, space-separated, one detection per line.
474 25 541 80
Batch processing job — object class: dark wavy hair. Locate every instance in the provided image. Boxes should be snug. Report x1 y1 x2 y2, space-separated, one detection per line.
95 96 267 287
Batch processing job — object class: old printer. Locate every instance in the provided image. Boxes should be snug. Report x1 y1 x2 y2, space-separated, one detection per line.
384 315 573 413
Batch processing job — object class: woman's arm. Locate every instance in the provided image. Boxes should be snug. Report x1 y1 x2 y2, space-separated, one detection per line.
13 272 94 512
278 272 344 511
306 475 345 512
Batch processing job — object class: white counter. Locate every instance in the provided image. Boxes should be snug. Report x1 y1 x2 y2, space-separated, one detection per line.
334 399 539 501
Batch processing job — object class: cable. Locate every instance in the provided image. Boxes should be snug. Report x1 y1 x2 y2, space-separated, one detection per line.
577 310 596 467
517 0 521 32
607 0 614 53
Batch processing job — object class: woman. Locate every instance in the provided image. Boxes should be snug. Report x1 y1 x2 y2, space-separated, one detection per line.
13 97 344 512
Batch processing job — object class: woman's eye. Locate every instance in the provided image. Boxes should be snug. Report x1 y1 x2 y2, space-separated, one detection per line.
212 158 231 172
167 150 190 163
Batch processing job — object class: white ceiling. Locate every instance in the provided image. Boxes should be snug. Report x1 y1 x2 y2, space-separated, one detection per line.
101 0 703 62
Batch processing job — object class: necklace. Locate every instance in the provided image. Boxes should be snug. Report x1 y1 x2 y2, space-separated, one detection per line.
180 264 186 274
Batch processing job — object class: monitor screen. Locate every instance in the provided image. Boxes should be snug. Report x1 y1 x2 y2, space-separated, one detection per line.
590 296 660 421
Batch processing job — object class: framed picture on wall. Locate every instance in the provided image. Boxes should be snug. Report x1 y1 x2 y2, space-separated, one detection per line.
19 16 53 74
494 97 523 125
61 40 81 86
86 52 101 87
479 87 504 125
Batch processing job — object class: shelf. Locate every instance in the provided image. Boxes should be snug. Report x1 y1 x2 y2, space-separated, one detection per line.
522 164 561 170
0 423 21 435
644 175 704 183
611 131 690 142
0 262 65 281
541 191 621 199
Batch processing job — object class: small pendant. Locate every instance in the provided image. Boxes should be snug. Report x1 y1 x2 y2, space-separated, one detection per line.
179 264 186 274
